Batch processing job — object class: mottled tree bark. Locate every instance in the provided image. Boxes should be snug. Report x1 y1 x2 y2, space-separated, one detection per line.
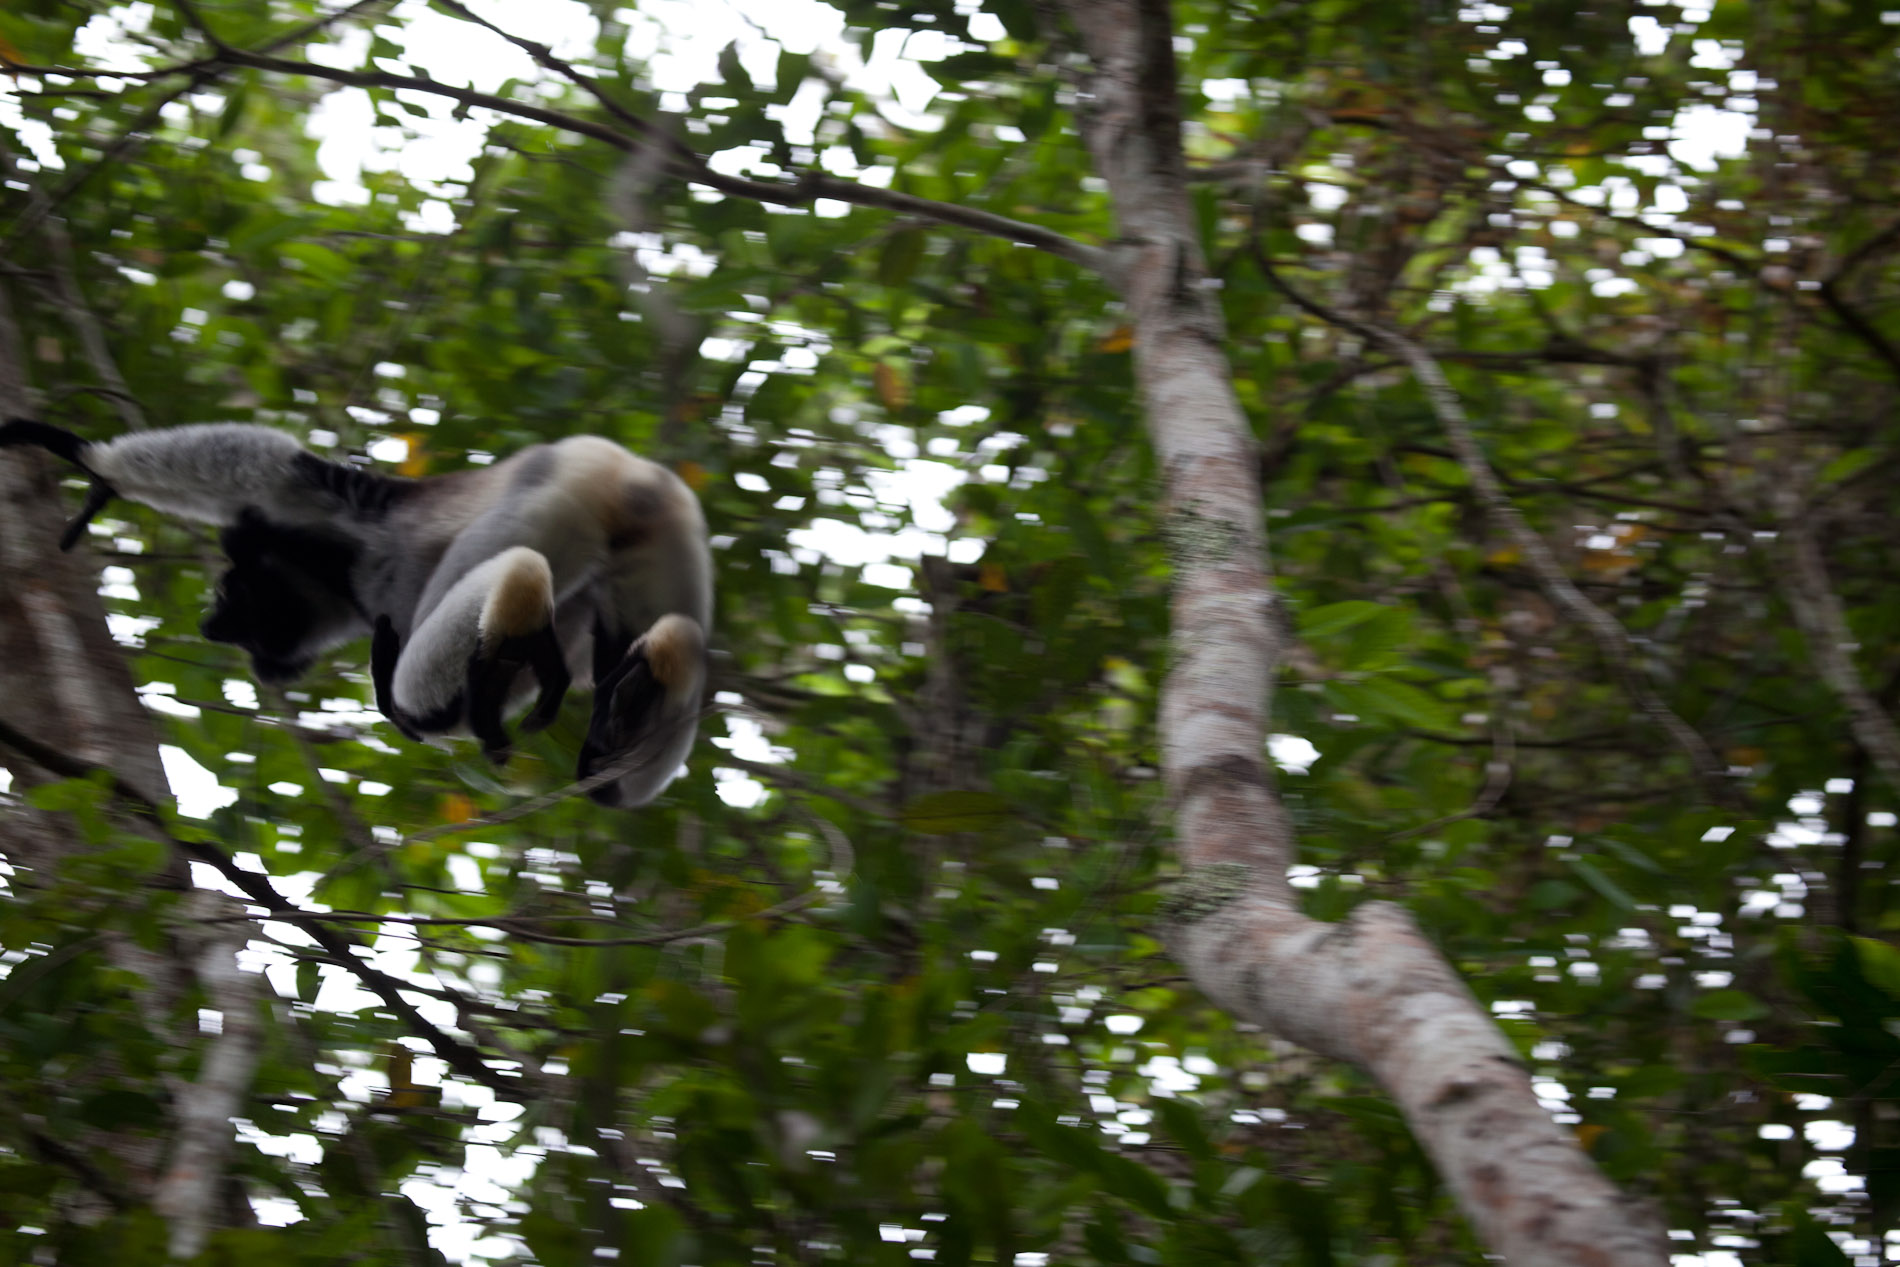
0 247 260 1255
1055 3 1667 1262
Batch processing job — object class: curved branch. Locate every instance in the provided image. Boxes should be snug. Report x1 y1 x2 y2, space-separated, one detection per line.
183 46 1106 271
0 712 520 1096
1814 276 1900 384
1772 503 1900 792
0 0 395 251
1250 245 1733 802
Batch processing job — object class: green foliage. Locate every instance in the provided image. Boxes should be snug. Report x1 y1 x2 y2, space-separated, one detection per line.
0 0 1897 1263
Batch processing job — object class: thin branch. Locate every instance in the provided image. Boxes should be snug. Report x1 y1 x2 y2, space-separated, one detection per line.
1828 215 1900 285
0 712 520 1096
1527 182 1760 276
208 890 832 947
203 47 1107 271
1439 341 1645 372
0 0 394 251
1814 277 1900 384
719 754 887 818
171 0 235 55
1251 245 1733 800
13 7 1107 269
2 1114 135 1210
428 0 672 147
1385 331 1733 798
1771 502 1900 792
0 144 148 431
393 727 684 848
1528 181 1900 383
0 55 207 80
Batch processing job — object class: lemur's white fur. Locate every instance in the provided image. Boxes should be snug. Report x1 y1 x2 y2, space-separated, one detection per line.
393 546 555 722
54 423 712 808
80 423 311 524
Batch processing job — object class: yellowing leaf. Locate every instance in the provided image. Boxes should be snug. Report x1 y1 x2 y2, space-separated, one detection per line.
979 563 1008 592
1097 324 1134 353
1575 1123 1606 1150
396 433 430 477
675 459 709 491
1485 546 1521 566
441 793 474 824
902 790 1012 834
379 1047 437 1110
874 361 909 409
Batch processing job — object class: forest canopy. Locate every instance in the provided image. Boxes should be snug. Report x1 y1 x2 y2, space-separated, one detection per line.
1 1 1898 1264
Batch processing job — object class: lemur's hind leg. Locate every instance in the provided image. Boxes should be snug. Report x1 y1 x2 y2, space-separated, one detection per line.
371 616 423 742
578 613 707 807
390 546 568 759
465 622 570 759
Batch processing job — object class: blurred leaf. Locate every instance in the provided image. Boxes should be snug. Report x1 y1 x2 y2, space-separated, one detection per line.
903 790 1013 834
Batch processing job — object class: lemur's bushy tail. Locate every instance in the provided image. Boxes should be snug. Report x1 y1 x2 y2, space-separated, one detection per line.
0 419 116 550
0 418 91 467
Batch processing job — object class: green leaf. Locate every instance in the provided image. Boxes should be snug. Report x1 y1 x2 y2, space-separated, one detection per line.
1595 834 1665 875
1788 1213 1853 1265
1853 936 1900 998
1153 1097 1211 1160
1334 675 1455 731
878 229 928 288
771 50 813 103
1817 447 1877 485
1568 857 1635 911
1342 605 1411 669
1297 600 1388 639
902 790 1014 834
1692 989 1768 1021
79 1089 165 1131
218 83 251 139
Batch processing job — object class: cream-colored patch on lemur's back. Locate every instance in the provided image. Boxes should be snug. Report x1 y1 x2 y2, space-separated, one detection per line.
549 436 689 542
551 436 642 531
641 614 705 688
478 546 555 647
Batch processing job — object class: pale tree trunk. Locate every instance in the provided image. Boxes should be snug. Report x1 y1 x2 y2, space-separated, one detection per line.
0 225 261 1256
1055 3 1667 1262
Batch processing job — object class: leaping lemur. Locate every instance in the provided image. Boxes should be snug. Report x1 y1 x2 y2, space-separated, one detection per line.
0 419 711 809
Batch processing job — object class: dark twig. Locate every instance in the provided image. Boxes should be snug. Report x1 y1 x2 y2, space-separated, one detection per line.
0 713 520 1096
428 0 671 147
1828 216 1900 286
193 45 1107 271
1771 501 1900 792
1527 182 1760 276
1250 243 1734 801
1814 278 1900 384
0 0 394 251
205 891 832 948
0 141 147 431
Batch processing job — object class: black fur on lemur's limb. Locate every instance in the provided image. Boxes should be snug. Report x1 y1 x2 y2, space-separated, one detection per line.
0 419 712 809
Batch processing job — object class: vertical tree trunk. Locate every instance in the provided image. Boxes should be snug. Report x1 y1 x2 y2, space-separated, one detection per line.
1057 3 1667 1261
0 256 259 1256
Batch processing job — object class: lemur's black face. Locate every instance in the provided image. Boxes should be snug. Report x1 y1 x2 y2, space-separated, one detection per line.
201 557 321 683
200 507 359 684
